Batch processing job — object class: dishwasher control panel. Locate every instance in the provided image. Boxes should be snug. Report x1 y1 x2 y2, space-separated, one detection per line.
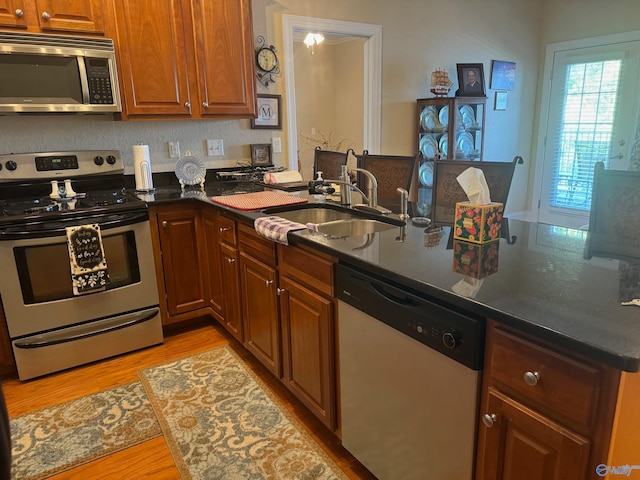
336 263 485 370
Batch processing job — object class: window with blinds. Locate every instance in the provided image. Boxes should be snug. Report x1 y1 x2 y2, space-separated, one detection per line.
550 60 622 212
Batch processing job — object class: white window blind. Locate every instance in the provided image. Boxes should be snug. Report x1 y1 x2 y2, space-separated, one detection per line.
549 59 622 212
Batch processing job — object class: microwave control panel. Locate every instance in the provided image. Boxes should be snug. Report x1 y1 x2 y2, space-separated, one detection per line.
86 58 114 105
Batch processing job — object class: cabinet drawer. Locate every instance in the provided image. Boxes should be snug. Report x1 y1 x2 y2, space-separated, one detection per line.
217 215 237 245
238 223 276 266
278 244 335 297
489 326 602 429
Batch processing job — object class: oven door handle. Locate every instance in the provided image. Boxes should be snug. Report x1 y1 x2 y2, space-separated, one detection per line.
13 308 160 349
0 210 149 240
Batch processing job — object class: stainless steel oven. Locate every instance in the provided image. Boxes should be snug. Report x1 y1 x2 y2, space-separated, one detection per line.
0 151 162 380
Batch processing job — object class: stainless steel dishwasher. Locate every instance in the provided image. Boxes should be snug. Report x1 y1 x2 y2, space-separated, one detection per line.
337 263 484 480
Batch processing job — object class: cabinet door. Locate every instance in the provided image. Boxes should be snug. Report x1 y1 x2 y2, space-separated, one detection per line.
156 208 208 319
239 253 280 376
114 0 191 117
0 0 27 28
476 388 590 480
202 209 223 316
34 0 105 34
219 242 243 342
190 0 256 116
279 275 335 429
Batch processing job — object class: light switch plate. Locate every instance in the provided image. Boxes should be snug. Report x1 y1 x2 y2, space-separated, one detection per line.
272 137 282 153
168 141 180 159
207 139 224 156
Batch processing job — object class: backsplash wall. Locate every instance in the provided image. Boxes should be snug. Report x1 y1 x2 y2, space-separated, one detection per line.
0 115 280 173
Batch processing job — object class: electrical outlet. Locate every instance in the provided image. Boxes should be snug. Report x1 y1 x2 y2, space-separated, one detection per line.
207 139 224 156
272 137 282 153
168 141 180 159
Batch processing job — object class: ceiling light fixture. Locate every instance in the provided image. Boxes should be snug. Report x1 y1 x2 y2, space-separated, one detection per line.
303 33 325 54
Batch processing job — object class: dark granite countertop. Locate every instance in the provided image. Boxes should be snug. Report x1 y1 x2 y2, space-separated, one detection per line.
136 175 640 372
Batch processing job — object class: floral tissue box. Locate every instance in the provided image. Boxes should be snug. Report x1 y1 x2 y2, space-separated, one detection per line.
453 202 503 243
452 240 500 279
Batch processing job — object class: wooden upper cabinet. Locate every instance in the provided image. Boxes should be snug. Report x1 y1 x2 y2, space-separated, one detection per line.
113 0 256 120
0 0 106 34
189 0 256 116
114 0 191 117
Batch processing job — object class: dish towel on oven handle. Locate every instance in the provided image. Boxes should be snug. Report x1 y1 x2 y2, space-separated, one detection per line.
65 223 110 295
254 216 307 245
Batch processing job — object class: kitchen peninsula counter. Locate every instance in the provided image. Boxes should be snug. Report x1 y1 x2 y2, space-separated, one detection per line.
137 180 640 372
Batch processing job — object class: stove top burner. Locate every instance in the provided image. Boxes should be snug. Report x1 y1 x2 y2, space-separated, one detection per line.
1 189 137 217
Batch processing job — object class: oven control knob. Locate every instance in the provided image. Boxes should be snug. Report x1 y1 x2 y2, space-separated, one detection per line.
94 156 104 166
442 331 459 349
5 160 17 171
106 155 117 165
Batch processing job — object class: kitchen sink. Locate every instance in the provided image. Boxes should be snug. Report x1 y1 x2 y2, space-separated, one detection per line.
314 219 398 238
262 203 403 239
262 204 363 225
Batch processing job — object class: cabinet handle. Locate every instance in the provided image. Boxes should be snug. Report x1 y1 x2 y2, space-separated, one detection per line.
219 226 230 233
184 101 191 108
276 288 286 295
482 413 498 427
41 11 50 21
202 102 209 108
265 280 273 286
523 371 540 386
161 221 168 227
226 258 235 264
15 9 24 17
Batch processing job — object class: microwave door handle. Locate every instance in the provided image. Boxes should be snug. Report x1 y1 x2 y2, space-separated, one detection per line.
77 56 90 104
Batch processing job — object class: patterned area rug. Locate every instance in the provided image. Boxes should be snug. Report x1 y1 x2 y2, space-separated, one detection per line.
139 345 348 480
10 381 161 480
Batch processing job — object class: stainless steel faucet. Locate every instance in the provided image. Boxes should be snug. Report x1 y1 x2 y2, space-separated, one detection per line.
397 187 409 221
353 168 378 208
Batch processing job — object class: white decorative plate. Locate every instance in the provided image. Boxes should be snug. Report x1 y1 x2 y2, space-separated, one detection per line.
457 132 474 157
439 135 448 156
439 105 449 126
459 105 475 129
175 153 206 185
419 162 434 187
420 135 438 160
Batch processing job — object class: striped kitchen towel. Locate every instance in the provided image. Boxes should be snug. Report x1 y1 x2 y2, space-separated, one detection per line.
254 216 308 245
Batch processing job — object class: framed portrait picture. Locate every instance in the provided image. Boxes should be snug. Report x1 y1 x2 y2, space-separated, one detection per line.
251 143 273 166
251 94 282 129
456 63 486 97
490 60 516 91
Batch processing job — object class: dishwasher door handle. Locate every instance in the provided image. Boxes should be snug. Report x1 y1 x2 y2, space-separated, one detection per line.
371 282 420 306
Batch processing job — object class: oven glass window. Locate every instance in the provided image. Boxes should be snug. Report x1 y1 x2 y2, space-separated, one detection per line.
14 232 141 304
0 54 82 104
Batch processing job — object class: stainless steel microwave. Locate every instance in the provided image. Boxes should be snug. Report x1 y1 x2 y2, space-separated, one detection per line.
0 32 121 114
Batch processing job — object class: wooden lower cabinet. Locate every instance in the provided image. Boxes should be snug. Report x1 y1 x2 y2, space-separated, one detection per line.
0 301 15 377
476 320 623 480
477 387 590 480
279 275 335 430
218 241 242 341
239 252 280 376
150 204 210 326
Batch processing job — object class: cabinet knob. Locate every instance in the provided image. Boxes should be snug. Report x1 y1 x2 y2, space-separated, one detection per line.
227 258 235 264
219 226 230 233
265 280 273 286
482 413 498 427
161 221 168 227
202 102 209 108
276 288 286 295
15 9 24 17
184 101 191 108
41 11 51 21
523 371 540 386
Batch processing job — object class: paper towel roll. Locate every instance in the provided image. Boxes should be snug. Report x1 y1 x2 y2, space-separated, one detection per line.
264 171 303 185
133 144 154 192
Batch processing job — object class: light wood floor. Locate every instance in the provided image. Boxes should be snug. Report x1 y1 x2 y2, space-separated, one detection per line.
1 320 375 480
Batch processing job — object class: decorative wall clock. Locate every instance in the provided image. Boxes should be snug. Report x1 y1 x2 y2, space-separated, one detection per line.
255 35 281 88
